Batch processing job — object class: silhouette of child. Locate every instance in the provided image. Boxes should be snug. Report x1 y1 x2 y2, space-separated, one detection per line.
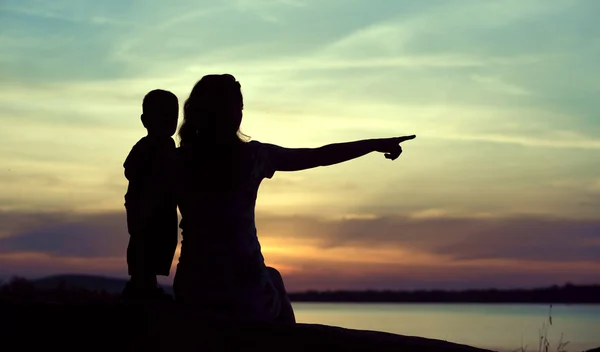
122 89 179 302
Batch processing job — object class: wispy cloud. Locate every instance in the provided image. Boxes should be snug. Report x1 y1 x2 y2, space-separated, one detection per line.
437 132 600 150
1 0 599 286
470 74 532 96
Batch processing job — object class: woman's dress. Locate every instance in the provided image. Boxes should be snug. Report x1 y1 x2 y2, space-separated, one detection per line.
173 140 283 321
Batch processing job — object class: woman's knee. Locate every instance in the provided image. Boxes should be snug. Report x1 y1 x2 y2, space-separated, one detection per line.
266 266 281 277
266 266 284 287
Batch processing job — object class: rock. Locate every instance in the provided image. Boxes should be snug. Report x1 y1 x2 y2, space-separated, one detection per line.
2 301 493 351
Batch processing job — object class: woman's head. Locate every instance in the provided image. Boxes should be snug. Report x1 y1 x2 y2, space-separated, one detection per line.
179 74 246 147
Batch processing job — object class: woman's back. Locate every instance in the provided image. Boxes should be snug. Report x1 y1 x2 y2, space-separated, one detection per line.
177 140 275 233
174 140 280 309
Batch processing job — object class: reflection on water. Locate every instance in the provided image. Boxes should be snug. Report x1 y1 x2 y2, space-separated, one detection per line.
292 303 600 351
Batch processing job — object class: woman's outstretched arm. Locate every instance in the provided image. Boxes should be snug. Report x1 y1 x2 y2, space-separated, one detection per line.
269 135 416 172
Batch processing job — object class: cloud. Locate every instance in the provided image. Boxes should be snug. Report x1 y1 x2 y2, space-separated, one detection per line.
0 211 129 257
154 8 223 31
2 210 598 263
0 3 143 28
4 209 592 265
316 0 575 58
273 259 598 291
1 210 598 289
231 0 308 23
257 213 600 262
470 74 531 96
0 0 599 254
435 132 600 150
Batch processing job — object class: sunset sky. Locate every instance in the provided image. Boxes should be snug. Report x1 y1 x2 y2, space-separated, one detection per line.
1 0 599 291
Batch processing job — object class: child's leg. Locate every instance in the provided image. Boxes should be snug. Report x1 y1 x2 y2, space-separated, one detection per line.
125 236 158 299
130 274 158 290
266 266 296 323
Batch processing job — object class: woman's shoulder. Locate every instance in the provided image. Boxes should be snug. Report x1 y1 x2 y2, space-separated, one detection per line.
245 140 262 147
243 140 267 153
243 140 285 161
243 140 281 179
245 140 283 151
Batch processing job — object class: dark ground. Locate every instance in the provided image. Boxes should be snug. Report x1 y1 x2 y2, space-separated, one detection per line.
2 301 494 352
2 277 598 351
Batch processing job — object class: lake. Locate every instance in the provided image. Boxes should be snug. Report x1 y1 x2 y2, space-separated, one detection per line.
291 303 600 351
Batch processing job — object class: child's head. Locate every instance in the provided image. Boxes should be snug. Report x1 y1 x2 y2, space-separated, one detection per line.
141 89 179 137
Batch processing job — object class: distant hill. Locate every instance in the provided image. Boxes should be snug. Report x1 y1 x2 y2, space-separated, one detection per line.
30 274 174 295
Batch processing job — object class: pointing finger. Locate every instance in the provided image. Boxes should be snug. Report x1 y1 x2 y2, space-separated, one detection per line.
397 135 416 143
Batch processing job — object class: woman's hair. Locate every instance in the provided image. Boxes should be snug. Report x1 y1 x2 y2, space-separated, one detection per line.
178 74 249 148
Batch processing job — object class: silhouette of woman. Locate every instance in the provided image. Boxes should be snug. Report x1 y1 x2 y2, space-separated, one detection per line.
173 74 415 322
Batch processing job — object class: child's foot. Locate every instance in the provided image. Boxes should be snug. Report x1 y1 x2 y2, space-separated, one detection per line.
121 281 141 302
153 287 174 302
121 282 173 303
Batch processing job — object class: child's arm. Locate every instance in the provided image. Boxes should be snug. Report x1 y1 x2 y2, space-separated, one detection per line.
124 141 166 234
268 135 416 172
127 174 172 235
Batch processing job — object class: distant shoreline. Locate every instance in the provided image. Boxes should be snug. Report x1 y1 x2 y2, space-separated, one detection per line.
290 301 600 305
3 275 599 304
288 285 600 304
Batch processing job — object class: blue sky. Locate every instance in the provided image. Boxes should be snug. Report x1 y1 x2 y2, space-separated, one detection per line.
0 0 599 290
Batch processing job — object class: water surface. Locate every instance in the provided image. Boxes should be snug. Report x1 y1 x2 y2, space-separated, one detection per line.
292 303 600 351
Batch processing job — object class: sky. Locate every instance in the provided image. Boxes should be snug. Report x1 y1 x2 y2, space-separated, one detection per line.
0 0 599 291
